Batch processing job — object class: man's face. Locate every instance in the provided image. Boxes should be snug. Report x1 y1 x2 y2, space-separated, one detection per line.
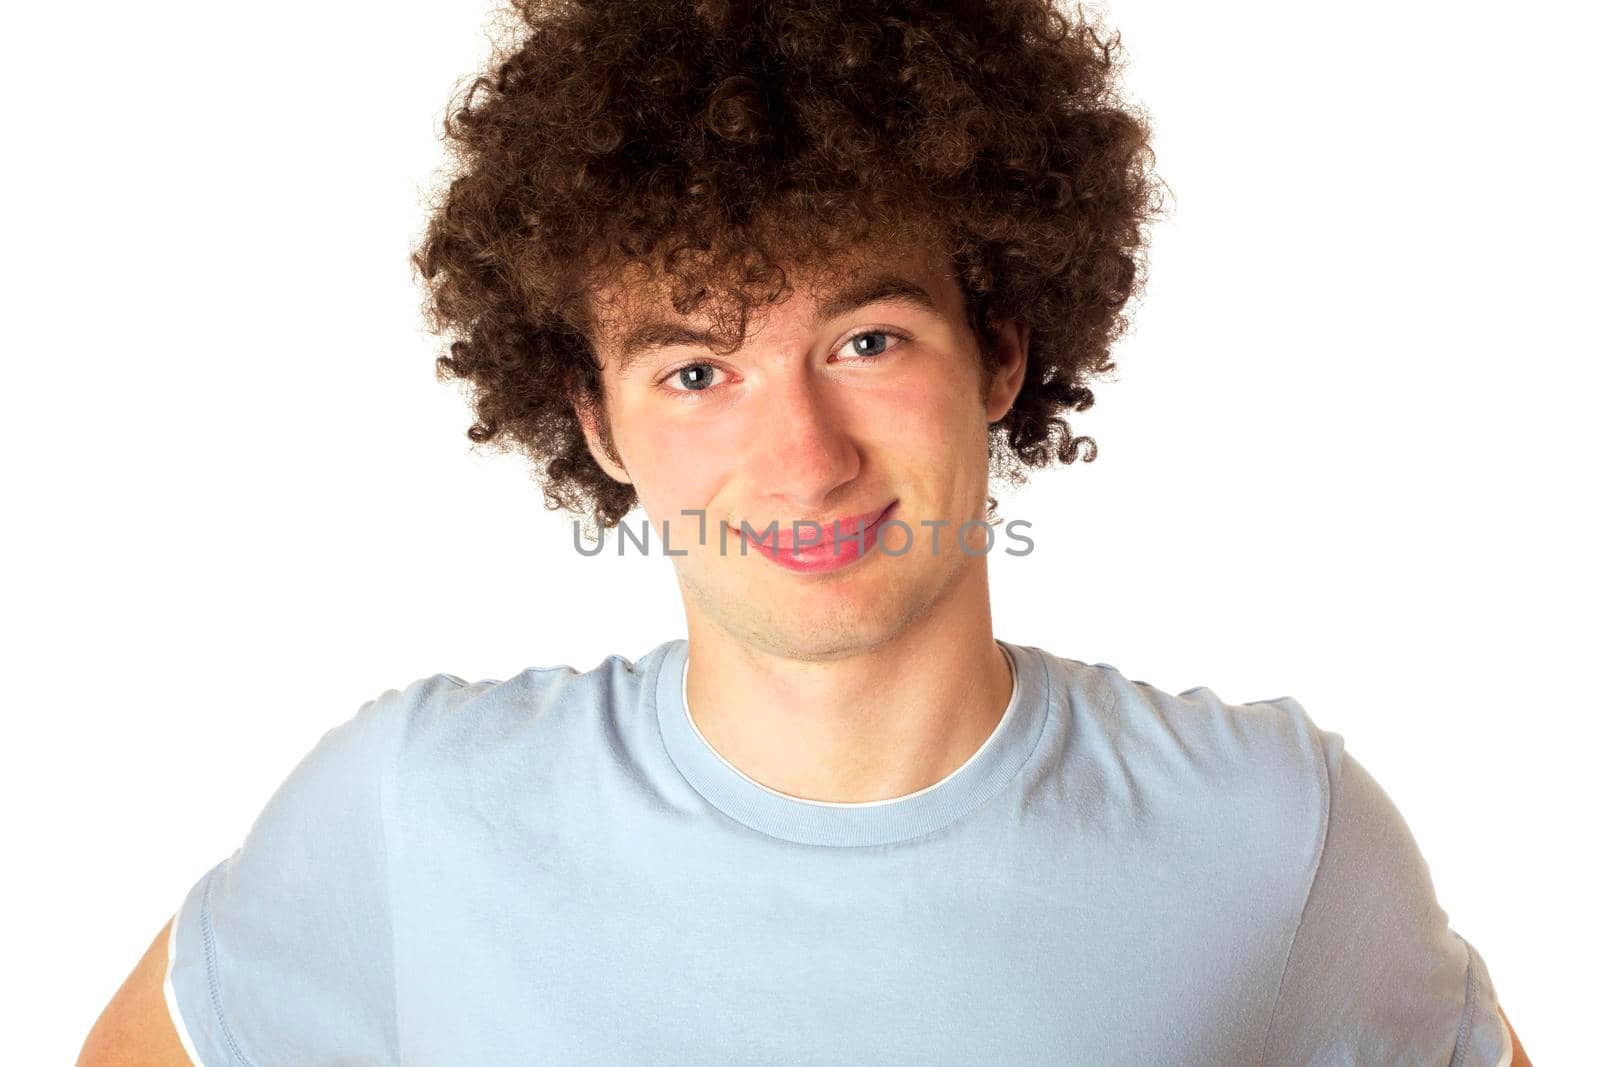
577 241 1028 662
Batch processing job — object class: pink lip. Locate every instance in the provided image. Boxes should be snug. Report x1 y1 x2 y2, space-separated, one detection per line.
733 501 898 574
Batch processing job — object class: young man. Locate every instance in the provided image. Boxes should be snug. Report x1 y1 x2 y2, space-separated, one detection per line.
82 0 1530 1063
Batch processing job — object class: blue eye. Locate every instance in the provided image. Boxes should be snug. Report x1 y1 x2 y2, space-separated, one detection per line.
656 328 907 401
848 331 893 357
839 328 908 362
675 365 716 391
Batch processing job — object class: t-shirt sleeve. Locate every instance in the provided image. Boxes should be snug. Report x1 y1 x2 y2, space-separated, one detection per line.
161 676 446 1067
1260 730 1513 1066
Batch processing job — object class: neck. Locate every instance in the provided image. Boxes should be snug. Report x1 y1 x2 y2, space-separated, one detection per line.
681 565 1014 804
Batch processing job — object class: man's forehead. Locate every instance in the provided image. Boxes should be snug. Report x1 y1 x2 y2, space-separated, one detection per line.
585 246 961 368
597 265 939 324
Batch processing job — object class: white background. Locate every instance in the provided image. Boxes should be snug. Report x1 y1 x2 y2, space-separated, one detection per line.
4 1 1590 1062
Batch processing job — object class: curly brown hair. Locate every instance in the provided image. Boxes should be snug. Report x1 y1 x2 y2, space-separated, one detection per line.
411 0 1164 536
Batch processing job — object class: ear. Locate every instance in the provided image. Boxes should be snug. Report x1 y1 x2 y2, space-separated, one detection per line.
984 318 1030 424
570 388 634 486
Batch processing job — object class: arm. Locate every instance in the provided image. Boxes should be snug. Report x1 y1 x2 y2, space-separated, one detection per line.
78 916 193 1067
1501 1005 1532 1067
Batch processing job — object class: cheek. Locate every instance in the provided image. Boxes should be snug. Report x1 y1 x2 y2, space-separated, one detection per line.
618 410 741 514
881 384 951 432
864 368 983 449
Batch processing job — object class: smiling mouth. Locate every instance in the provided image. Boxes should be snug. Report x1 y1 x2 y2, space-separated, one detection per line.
731 501 897 550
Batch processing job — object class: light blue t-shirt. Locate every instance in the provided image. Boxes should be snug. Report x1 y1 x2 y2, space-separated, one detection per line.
163 638 1512 1065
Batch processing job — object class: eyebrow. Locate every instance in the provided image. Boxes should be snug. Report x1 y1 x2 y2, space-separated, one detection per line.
609 274 942 379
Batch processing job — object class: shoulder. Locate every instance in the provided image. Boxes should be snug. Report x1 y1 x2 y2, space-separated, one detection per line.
1030 648 1342 896
1042 648 1339 807
372 644 670 773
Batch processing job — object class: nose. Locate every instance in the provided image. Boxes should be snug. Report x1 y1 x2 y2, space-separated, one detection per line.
744 370 860 512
